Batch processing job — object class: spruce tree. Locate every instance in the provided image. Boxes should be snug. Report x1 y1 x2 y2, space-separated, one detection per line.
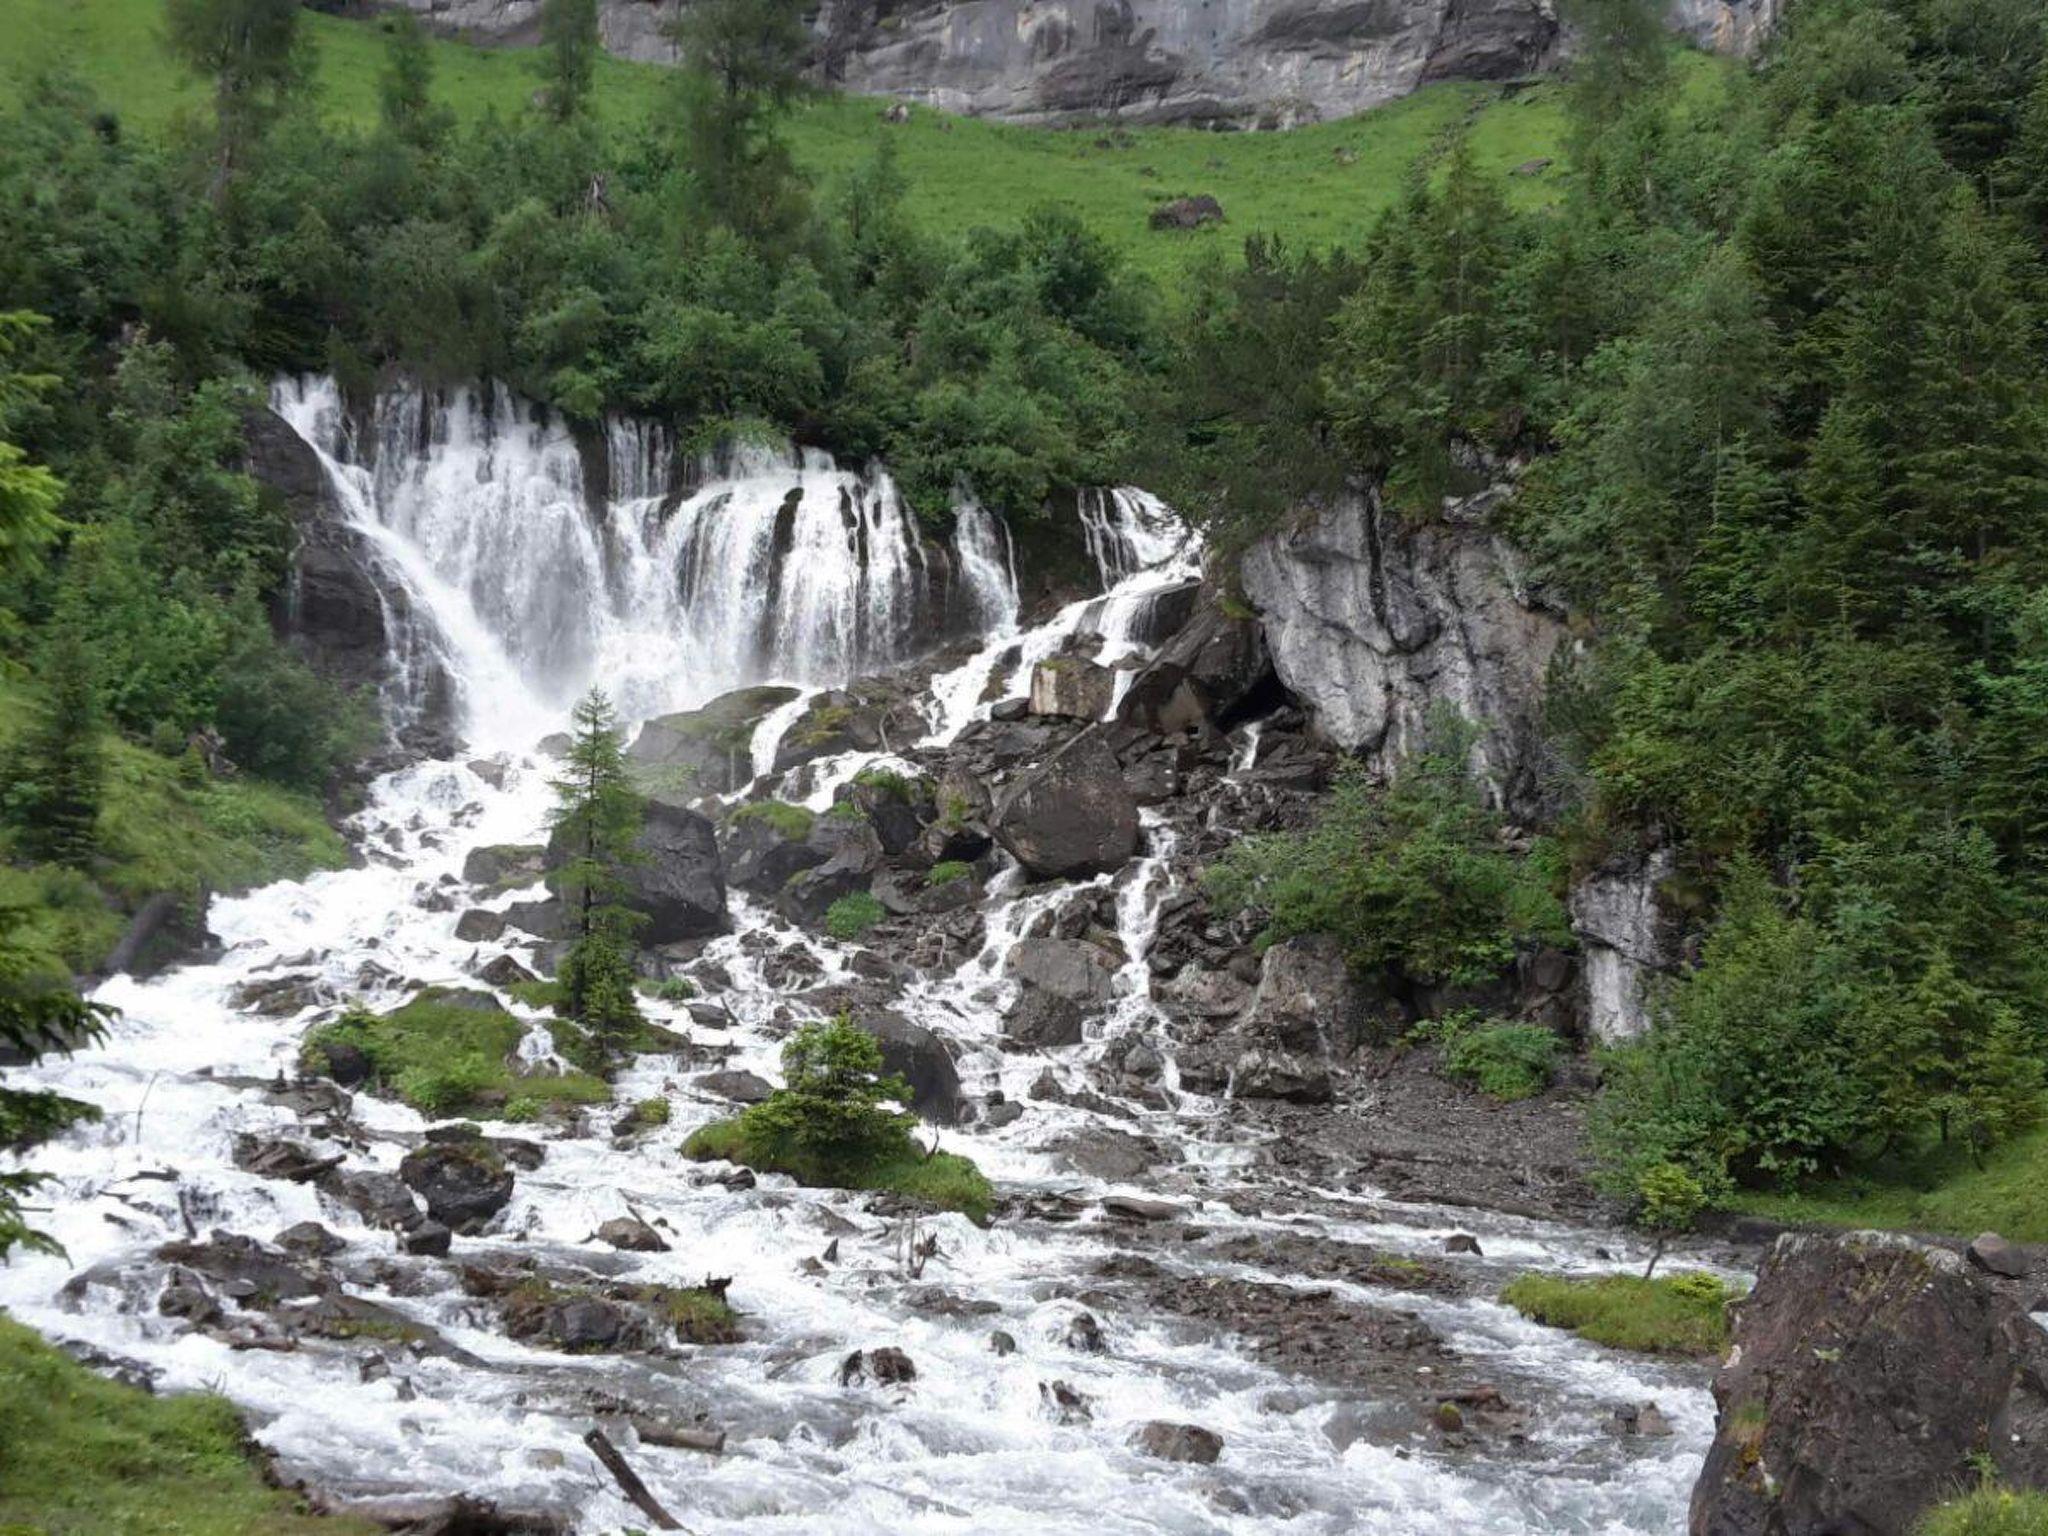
9 620 102 871
666 0 810 245
0 908 109 1261
539 0 600 124
162 0 310 190
548 689 645 1053
378 12 448 149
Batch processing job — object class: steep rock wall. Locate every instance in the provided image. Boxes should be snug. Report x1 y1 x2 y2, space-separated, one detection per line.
384 0 1778 125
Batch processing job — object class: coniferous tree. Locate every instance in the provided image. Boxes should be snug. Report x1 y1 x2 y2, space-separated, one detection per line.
548 689 644 1052
378 12 448 149
538 0 600 124
162 0 310 189
666 0 811 245
0 312 63 585
9 620 103 870
0 909 109 1261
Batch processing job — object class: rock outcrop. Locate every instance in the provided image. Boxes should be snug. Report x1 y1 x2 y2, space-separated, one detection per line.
1690 1230 2048 1536
990 729 1140 878
1239 484 1566 820
550 797 729 943
1571 848 1681 1042
392 0 1776 127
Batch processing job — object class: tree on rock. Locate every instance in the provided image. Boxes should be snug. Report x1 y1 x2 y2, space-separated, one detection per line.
549 688 644 1053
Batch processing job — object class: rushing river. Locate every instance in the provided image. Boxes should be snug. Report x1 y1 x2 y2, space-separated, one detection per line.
0 380 1715 1534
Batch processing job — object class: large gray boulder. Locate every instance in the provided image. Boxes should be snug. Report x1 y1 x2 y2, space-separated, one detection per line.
398 1140 515 1232
1005 938 1118 1007
1028 655 1116 721
1239 485 1567 821
1240 935 1365 1054
856 1012 963 1126
550 798 729 943
990 730 1139 879
628 685 800 796
1116 587 1275 734
1690 1231 2048 1536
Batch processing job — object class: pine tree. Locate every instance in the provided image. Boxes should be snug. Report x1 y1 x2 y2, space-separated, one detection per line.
0 312 64 583
378 12 448 149
548 689 645 1052
666 0 811 245
9 620 102 870
0 908 109 1261
538 0 600 124
162 0 310 190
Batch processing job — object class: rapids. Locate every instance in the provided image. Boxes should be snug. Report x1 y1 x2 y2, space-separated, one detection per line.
0 380 1717 1534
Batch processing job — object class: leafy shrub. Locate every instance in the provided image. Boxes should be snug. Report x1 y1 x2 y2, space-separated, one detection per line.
1916 1486 2048 1536
1205 718 1568 988
1500 1271 1738 1356
851 766 919 801
653 976 696 1003
825 891 886 940
731 800 814 840
394 1058 497 1116
926 860 973 887
1430 1014 1559 1101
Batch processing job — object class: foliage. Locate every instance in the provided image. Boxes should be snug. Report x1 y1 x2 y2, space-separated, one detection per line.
5 619 102 868
0 311 65 586
1427 1013 1560 1101
1500 1270 1737 1356
1915 1485 2048 1536
1206 718 1568 987
547 689 645 1049
926 860 972 887
686 1115 994 1223
0 905 110 1260
666 0 811 246
536 0 598 124
825 890 885 941
730 799 813 840
301 991 608 1116
1635 1161 1707 1277
0 1315 379 1535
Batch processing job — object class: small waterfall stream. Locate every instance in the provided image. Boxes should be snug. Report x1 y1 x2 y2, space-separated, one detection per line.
0 379 1716 1533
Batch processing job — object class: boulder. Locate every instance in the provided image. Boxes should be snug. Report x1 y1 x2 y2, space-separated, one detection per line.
1048 1125 1162 1181
397 1141 515 1231
722 807 828 895
503 898 566 941
840 1346 917 1386
325 1168 427 1230
274 1221 346 1258
1149 195 1225 230
1968 1231 2028 1278
398 1218 453 1257
549 798 728 944
1229 1049 1335 1104
1240 935 1365 1054
455 909 508 943
1028 655 1116 721
856 1012 963 1126
477 953 536 988
1133 1421 1225 1463
1116 587 1275 734
1689 1230 2048 1536
694 1069 774 1105
596 1216 668 1253
1572 848 1681 1043
1004 937 1117 1006
628 685 800 796
462 844 545 890
990 730 1140 879
1001 988 1087 1050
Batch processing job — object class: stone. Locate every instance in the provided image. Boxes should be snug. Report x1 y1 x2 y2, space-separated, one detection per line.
990 730 1140 879
840 1346 917 1386
988 1330 1018 1356
477 953 536 988
1040 1379 1093 1424
621 799 730 943
398 1142 515 1231
1028 655 1116 720
1064 1312 1107 1353
1101 1195 1183 1222
1004 937 1117 1006
694 1069 775 1105
1117 586 1275 735
1000 988 1087 1050
398 1219 452 1257
596 1216 669 1253
454 909 507 943
324 1168 425 1230
1572 848 1681 1043
503 898 566 941
1689 1230 2048 1536
1132 1421 1224 1464
1229 1049 1335 1104
722 809 828 896
275 1221 346 1258
627 686 800 796
1048 1126 1163 1181
1443 1233 1483 1256
1149 194 1225 230
233 1134 344 1184
1240 935 1364 1054
855 1012 963 1126
462 844 545 889
1967 1231 2028 1278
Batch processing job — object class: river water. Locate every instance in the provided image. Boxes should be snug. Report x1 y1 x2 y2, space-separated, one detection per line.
0 380 1714 1534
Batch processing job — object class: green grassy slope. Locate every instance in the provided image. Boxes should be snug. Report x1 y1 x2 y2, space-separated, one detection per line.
5 0 1728 282
1729 1125 2048 1246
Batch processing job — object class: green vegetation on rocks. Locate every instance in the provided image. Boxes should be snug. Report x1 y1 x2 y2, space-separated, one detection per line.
1501 1269 1738 1357
301 989 608 1117
731 800 814 840
1917 1486 2048 1536
1430 1015 1561 1102
0 1314 378 1535
825 890 886 941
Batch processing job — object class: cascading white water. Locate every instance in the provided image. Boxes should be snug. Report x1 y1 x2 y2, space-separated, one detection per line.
0 388 1719 1534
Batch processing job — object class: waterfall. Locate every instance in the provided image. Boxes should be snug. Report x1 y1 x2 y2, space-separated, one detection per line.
270 376 1016 746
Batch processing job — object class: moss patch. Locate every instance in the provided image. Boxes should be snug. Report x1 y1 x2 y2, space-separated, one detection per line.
731 800 815 840
926 860 973 887
1501 1270 1738 1358
825 891 885 941
0 1314 378 1535
302 988 608 1116
685 1116 994 1224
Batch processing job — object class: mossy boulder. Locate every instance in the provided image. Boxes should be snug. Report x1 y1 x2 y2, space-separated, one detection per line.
628 685 800 797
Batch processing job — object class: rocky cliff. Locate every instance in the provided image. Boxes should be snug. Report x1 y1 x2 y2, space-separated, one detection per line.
384 0 1779 125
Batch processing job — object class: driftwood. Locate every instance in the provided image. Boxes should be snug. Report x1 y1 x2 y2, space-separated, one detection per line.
583 1427 684 1531
629 1416 726 1455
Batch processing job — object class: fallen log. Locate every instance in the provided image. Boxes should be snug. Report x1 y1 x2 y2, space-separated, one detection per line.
629 1416 725 1455
584 1427 684 1531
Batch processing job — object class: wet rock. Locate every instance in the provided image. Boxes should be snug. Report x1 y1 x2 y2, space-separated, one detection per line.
1001 987 1087 1050
455 908 507 944
775 821 884 927
57 1339 161 1394
1048 1126 1163 1181
158 1272 221 1324
840 1346 917 1386
628 685 800 796
1064 1312 1107 1353
983 1100 1025 1129
462 843 545 889
722 808 828 895
542 1296 630 1350
1116 586 1274 734
1101 1195 1183 1222
1612 1401 1673 1437
503 898 566 941
275 1221 346 1258
989 1330 1018 1356
617 799 730 943
477 953 536 988
233 1134 344 1184
399 1140 515 1231
156 1234 322 1303
1242 935 1367 1053
694 1068 775 1105
323 1168 427 1230
1005 937 1117 1006
1691 1230 2048 1536
1028 655 1116 720
399 1218 453 1257
990 730 1139 879
596 1216 669 1253
1040 1379 1094 1424
1571 847 1681 1043
903 1287 1001 1318
1228 1049 1335 1103
228 973 330 1018
855 1011 963 1125
1967 1231 2028 1278
1133 1421 1224 1463
1443 1233 1483 1256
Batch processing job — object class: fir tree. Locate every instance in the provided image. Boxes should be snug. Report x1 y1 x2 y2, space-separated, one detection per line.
8 619 102 870
538 0 600 124
162 0 310 190
666 0 811 245
0 908 109 1261
378 12 448 149
548 689 645 1052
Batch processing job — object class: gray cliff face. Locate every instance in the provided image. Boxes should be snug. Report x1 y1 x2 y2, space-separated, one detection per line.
389 0 1774 125
1237 483 1566 823
1569 848 1678 1042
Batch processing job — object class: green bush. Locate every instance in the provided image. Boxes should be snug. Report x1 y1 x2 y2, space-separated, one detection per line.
731 800 814 840
925 860 973 887
301 991 608 1116
1500 1271 1738 1357
682 1016 993 1221
851 766 919 801
1205 718 1568 988
653 976 696 1003
825 891 886 940
1916 1486 2048 1536
1430 1015 1559 1101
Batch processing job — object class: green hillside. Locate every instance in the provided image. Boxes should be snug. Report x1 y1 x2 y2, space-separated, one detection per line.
3 0 1723 282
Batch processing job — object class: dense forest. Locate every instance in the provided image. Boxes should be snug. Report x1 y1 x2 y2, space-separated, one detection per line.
4 0 2048 1237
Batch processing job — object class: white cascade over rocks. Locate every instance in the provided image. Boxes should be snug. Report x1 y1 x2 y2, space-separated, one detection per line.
0 383 1721 1534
